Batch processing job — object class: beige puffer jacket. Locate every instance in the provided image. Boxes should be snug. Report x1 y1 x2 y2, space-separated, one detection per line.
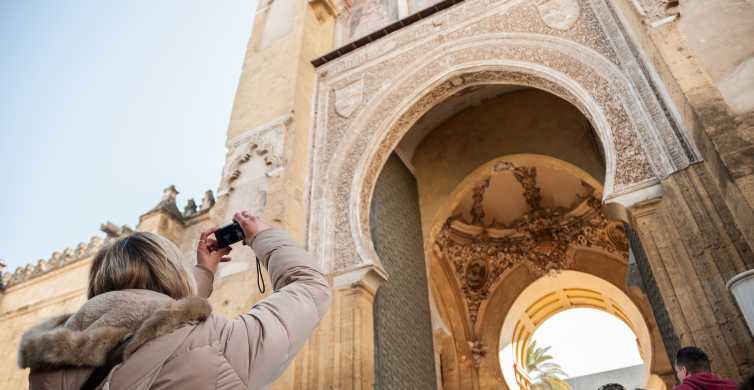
17 229 331 390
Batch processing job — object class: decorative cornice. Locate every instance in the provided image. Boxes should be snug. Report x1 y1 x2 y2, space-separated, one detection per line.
0 224 132 289
311 0 465 67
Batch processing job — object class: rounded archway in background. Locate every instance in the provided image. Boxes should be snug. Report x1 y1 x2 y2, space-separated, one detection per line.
498 270 654 390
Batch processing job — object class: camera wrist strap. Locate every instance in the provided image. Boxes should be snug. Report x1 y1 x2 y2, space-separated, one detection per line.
256 256 266 293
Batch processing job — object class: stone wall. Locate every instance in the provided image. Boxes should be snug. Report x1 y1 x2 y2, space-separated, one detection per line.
612 0 754 249
627 224 680 387
370 154 437 389
629 166 754 381
0 261 90 389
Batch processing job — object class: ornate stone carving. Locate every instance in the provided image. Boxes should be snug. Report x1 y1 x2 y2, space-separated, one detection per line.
512 166 541 209
221 115 290 194
534 0 581 30
468 339 488 368
184 199 198 216
144 185 183 221
308 0 698 274
100 221 134 238
434 166 628 325
201 190 216 210
334 79 364 118
470 178 490 225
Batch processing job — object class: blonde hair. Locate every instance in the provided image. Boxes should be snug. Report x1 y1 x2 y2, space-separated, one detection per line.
88 232 194 299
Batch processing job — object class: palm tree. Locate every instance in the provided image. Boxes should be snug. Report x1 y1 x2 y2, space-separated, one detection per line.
525 340 571 390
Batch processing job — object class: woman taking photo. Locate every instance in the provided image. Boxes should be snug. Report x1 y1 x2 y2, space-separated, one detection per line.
18 211 331 390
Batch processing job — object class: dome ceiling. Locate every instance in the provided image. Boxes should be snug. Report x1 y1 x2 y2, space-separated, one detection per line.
451 160 596 227
434 158 628 326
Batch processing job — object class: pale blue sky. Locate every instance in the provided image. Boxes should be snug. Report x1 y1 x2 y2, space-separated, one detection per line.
531 308 643 377
1 1 256 271
500 308 643 389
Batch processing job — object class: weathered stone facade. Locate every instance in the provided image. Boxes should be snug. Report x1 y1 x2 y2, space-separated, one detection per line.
2 0 753 388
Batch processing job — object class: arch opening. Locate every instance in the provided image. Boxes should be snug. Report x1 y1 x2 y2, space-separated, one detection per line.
523 308 644 388
364 75 673 389
498 270 655 390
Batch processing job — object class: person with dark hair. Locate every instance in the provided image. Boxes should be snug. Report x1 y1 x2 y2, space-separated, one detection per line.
674 346 737 390
598 383 626 390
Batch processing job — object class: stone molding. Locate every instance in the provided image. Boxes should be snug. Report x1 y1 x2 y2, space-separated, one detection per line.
0 226 130 289
307 0 697 274
332 263 388 295
220 114 291 195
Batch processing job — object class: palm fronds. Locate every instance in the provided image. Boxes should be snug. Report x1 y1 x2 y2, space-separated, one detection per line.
525 340 571 390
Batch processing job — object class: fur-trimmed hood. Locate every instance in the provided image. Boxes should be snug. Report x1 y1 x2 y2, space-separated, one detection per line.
18 289 211 370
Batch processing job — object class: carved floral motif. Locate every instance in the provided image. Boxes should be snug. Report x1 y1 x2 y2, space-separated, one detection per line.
468 339 488 368
435 166 628 325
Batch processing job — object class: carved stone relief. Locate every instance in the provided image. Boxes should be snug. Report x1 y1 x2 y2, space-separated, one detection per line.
534 0 581 30
434 164 629 326
334 79 364 118
220 115 290 195
309 0 698 274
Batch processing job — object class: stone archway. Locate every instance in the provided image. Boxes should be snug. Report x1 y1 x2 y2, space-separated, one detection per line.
498 270 658 390
310 30 696 278
308 1 704 387
421 155 675 389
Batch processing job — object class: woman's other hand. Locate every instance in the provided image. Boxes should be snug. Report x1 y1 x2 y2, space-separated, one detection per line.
234 211 271 244
197 227 232 273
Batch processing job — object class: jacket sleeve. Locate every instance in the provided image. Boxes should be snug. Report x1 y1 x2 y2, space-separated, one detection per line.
192 264 215 298
215 228 332 389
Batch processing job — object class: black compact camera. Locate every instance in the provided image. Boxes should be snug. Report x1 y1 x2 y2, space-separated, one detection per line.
215 220 246 248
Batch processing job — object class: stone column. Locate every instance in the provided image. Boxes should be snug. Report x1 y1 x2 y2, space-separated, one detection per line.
627 166 754 381
270 266 385 390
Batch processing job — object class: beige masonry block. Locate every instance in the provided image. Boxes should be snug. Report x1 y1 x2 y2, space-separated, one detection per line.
628 168 754 381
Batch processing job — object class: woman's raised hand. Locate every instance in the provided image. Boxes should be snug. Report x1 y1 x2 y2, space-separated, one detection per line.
234 210 271 243
197 227 232 273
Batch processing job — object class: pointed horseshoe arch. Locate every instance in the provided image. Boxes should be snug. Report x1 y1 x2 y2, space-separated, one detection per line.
310 31 695 273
